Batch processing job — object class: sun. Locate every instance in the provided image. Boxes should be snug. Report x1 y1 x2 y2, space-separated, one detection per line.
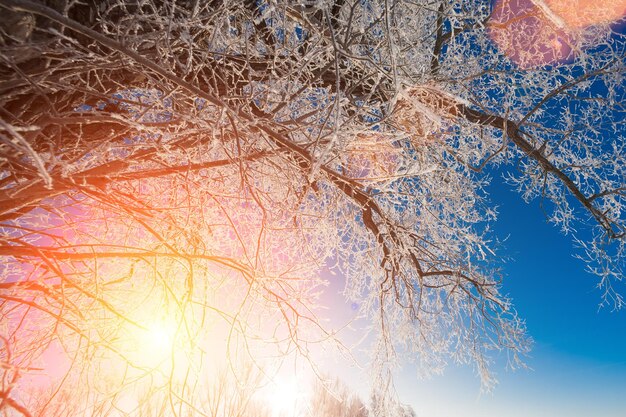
120 314 180 370
136 320 177 363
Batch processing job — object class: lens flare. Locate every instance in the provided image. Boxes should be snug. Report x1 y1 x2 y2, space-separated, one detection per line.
489 0 626 69
489 0 574 68
543 0 626 28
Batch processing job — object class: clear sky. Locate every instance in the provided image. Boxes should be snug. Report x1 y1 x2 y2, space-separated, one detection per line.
315 168 626 417
349 7 626 414
391 172 626 416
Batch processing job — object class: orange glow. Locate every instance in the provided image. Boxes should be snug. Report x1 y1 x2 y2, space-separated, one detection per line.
489 0 575 68
3 187 327 416
489 0 626 68
544 0 626 28
119 313 179 370
0 133 333 416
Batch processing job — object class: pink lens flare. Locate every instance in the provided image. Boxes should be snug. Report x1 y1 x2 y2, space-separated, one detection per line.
543 0 626 28
489 0 575 68
489 0 626 69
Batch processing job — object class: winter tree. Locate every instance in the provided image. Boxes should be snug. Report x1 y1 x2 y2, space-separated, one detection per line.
308 377 369 417
0 0 624 416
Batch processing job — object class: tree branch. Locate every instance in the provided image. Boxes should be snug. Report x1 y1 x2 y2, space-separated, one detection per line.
459 104 624 239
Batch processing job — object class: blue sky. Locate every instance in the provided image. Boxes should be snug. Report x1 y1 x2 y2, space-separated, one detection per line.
296 3 626 414
391 7 626 413
391 172 626 416
317 168 626 416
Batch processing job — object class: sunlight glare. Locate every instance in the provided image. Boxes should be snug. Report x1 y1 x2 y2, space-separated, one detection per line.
490 0 626 68
265 377 306 417
543 0 626 28
125 316 178 369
